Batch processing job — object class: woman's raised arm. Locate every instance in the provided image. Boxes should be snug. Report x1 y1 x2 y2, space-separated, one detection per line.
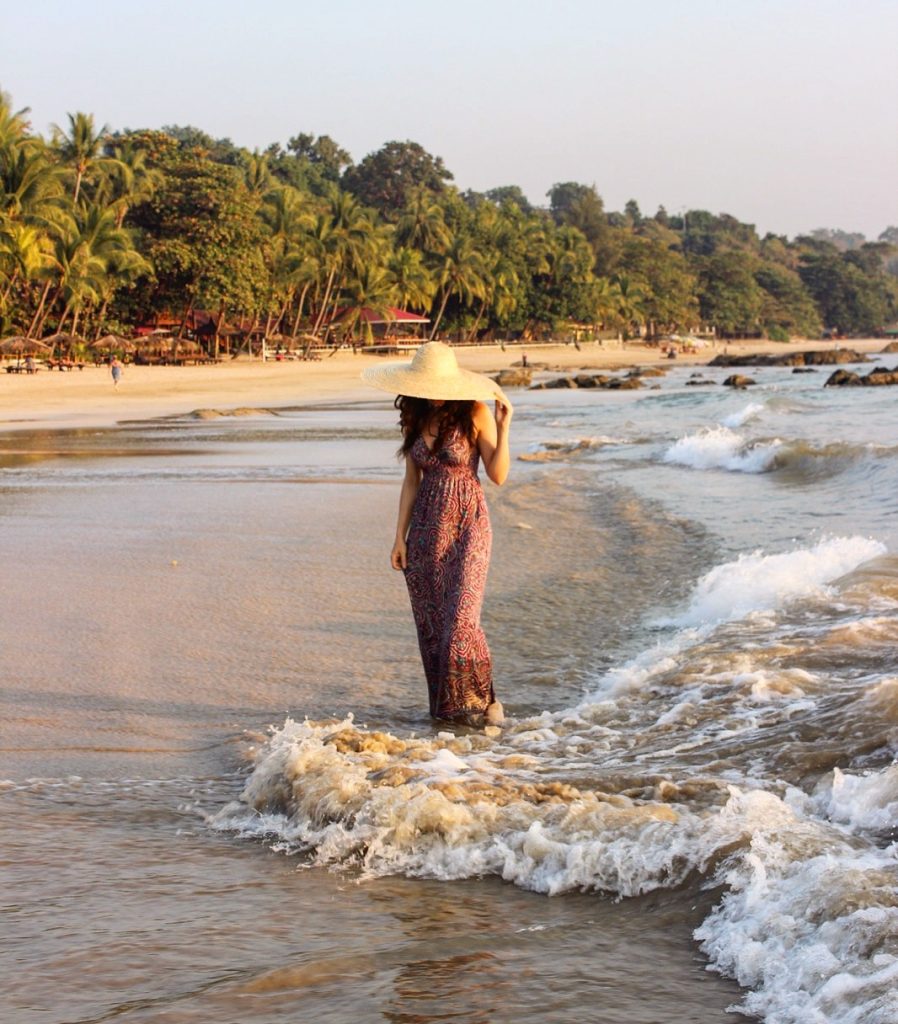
473 400 513 486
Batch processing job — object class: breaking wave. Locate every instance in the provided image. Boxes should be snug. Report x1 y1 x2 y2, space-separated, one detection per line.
720 402 765 428
656 535 887 628
211 536 897 1024
662 427 897 479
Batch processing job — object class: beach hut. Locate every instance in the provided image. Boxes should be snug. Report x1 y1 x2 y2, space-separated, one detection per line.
327 307 431 346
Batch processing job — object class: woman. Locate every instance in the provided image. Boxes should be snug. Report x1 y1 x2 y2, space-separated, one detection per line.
362 342 513 725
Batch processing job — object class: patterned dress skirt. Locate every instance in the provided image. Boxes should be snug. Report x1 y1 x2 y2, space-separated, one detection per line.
404 428 495 720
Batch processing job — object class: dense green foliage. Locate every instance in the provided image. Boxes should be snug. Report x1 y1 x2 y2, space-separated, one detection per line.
1 88 895 344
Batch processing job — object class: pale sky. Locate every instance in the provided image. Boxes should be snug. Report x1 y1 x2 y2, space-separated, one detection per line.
3 0 896 239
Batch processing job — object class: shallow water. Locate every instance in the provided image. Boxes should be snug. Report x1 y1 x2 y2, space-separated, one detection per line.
2 357 897 1023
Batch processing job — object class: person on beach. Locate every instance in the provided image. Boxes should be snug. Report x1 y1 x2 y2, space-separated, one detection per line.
362 342 513 726
110 356 123 388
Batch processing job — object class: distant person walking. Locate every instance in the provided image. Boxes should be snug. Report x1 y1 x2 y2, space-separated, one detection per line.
110 356 123 388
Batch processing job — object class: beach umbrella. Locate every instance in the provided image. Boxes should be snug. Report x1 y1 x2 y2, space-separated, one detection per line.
0 335 52 367
41 331 85 355
91 333 135 353
0 335 52 354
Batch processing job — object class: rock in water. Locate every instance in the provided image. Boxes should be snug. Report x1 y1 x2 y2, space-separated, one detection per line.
867 366 898 384
723 375 757 388
493 368 532 387
709 349 869 368
825 366 898 387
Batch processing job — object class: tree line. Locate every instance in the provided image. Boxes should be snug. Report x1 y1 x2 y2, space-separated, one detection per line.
1 88 896 347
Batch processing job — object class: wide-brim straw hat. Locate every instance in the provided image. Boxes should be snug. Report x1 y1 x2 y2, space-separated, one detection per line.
361 342 512 407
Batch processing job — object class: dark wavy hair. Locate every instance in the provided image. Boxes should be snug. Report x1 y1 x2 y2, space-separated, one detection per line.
395 396 477 457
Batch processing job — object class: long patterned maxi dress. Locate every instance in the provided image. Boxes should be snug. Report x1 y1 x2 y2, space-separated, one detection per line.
404 426 495 720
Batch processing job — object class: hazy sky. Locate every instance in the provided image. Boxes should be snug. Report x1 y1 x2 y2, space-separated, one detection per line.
3 0 896 238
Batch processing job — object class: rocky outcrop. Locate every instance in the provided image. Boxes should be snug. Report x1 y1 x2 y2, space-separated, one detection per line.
824 369 862 387
880 341 898 354
723 375 756 388
530 373 640 391
825 365 898 387
792 367 817 374
533 376 579 389
626 366 666 378
685 378 716 386
709 349 869 368
492 367 533 387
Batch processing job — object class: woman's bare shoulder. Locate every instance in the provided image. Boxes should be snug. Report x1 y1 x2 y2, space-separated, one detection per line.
471 401 496 443
471 401 492 425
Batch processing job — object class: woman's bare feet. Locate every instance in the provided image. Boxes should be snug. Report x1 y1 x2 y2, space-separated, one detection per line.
485 701 505 726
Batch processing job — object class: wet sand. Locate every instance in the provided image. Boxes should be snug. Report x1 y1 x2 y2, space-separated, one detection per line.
4 352 895 1022
0 408 748 1023
1 338 887 432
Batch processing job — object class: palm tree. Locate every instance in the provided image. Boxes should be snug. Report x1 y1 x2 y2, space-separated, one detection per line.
552 226 595 283
592 276 624 330
0 138 64 225
467 250 519 341
0 107 66 331
257 186 313 337
338 263 397 344
429 236 486 339
242 151 272 197
388 246 435 312
611 273 647 336
35 200 148 337
396 186 451 256
0 220 52 310
260 184 306 240
285 248 322 342
310 188 376 336
0 92 31 162
99 139 163 228
51 112 116 203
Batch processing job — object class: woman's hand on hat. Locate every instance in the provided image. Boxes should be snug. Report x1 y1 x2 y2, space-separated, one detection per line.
495 399 513 429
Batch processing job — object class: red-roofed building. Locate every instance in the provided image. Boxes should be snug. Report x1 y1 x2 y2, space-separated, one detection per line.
326 306 430 341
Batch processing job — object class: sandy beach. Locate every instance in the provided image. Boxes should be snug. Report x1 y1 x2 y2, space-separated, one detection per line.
1 338 888 432
3 336 896 1024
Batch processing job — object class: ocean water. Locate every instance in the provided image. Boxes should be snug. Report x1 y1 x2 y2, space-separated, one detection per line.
2 353 897 1023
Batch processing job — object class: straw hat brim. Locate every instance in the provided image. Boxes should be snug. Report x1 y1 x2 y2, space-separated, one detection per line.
361 361 512 408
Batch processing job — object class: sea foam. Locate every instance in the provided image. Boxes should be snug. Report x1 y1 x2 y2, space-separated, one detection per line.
721 402 765 429
696 833 898 1024
214 721 898 1024
660 536 887 628
211 534 893 1024
816 765 898 834
663 426 781 473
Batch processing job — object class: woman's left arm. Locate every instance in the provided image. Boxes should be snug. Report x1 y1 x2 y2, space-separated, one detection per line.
474 400 513 485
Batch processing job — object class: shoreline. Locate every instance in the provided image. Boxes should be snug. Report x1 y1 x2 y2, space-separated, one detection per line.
0 338 888 433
